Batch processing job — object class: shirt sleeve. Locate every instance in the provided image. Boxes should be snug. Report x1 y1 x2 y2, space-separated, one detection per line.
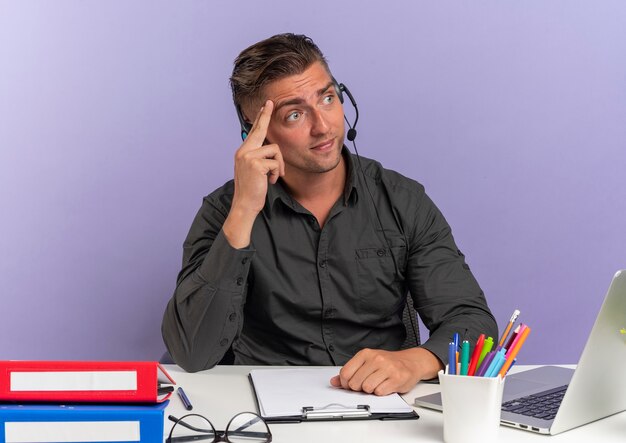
161 195 255 372
406 188 498 366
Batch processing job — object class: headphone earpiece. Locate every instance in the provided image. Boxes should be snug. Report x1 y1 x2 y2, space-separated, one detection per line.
333 78 345 104
236 105 252 141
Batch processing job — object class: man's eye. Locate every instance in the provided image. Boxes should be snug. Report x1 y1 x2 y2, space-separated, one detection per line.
323 95 334 105
286 112 301 122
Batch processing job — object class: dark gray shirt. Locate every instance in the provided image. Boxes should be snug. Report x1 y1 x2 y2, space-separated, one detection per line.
162 148 497 372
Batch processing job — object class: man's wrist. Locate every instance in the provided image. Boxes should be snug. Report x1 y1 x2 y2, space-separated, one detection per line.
223 205 258 249
400 347 444 381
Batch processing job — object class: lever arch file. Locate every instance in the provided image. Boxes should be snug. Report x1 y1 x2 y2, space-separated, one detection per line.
0 401 168 443
0 361 175 403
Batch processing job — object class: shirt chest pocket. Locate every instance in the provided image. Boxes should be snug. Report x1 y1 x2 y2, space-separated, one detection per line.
355 245 407 317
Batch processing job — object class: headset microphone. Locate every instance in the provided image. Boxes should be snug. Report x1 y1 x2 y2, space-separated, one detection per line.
336 81 359 142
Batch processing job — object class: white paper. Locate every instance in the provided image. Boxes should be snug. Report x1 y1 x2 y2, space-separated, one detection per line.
250 367 413 417
10 371 137 391
5 421 140 442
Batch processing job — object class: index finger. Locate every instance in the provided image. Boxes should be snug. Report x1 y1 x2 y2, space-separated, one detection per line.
244 100 274 146
337 353 367 389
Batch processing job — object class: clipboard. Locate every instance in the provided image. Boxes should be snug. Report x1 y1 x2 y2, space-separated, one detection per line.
248 368 419 423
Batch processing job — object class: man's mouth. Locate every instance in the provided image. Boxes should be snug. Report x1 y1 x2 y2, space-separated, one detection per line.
311 138 335 151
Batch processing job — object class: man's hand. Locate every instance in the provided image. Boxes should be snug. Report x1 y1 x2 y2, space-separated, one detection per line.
223 100 285 248
329 347 444 396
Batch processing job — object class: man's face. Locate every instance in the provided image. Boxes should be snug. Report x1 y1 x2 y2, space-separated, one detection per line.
258 61 346 176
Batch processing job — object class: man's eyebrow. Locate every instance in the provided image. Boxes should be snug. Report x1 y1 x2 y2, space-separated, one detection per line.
317 81 335 96
274 81 335 112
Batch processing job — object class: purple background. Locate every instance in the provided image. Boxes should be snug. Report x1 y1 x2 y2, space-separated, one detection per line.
1 1 624 365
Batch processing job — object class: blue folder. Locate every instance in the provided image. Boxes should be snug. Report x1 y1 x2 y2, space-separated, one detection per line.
0 401 167 443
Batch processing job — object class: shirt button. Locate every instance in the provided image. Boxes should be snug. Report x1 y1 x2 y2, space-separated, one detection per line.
328 344 335 352
229 313 237 322
319 260 327 268
236 277 244 286
325 308 333 317
219 338 228 346
241 257 248 265
377 249 385 257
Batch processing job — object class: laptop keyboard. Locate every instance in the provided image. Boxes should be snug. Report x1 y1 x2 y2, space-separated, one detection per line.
501 385 568 421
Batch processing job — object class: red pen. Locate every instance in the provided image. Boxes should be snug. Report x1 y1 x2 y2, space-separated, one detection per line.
506 324 528 359
467 334 485 376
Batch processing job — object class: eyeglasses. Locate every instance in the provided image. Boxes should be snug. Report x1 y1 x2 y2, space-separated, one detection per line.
166 412 272 443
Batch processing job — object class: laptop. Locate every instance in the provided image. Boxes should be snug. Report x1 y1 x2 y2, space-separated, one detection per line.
414 269 626 435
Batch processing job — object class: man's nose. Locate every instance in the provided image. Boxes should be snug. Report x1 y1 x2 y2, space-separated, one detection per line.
310 109 330 136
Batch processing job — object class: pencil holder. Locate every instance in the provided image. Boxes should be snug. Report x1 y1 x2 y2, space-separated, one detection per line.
438 369 505 443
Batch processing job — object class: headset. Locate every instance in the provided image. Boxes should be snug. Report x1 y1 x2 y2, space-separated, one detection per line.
234 77 419 345
236 78 358 142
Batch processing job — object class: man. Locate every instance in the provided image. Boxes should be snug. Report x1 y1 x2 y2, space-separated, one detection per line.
162 33 497 395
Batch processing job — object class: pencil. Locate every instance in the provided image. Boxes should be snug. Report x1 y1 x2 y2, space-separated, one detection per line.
498 309 520 348
504 324 521 351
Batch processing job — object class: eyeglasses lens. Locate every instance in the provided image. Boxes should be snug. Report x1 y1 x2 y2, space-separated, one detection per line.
225 412 271 443
170 414 216 442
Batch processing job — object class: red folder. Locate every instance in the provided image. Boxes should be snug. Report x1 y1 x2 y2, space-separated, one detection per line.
0 361 176 403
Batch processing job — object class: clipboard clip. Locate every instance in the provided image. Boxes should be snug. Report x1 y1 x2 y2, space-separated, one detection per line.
302 404 371 420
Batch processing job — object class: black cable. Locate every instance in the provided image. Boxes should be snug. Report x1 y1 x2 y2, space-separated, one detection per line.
346 121 420 346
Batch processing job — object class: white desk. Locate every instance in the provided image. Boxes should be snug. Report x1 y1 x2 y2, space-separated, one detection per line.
163 365 626 442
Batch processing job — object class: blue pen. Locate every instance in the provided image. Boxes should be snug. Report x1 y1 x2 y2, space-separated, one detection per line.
483 351 502 377
485 349 507 377
453 333 460 352
448 342 456 375
177 387 193 410
452 333 460 372
491 352 508 377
